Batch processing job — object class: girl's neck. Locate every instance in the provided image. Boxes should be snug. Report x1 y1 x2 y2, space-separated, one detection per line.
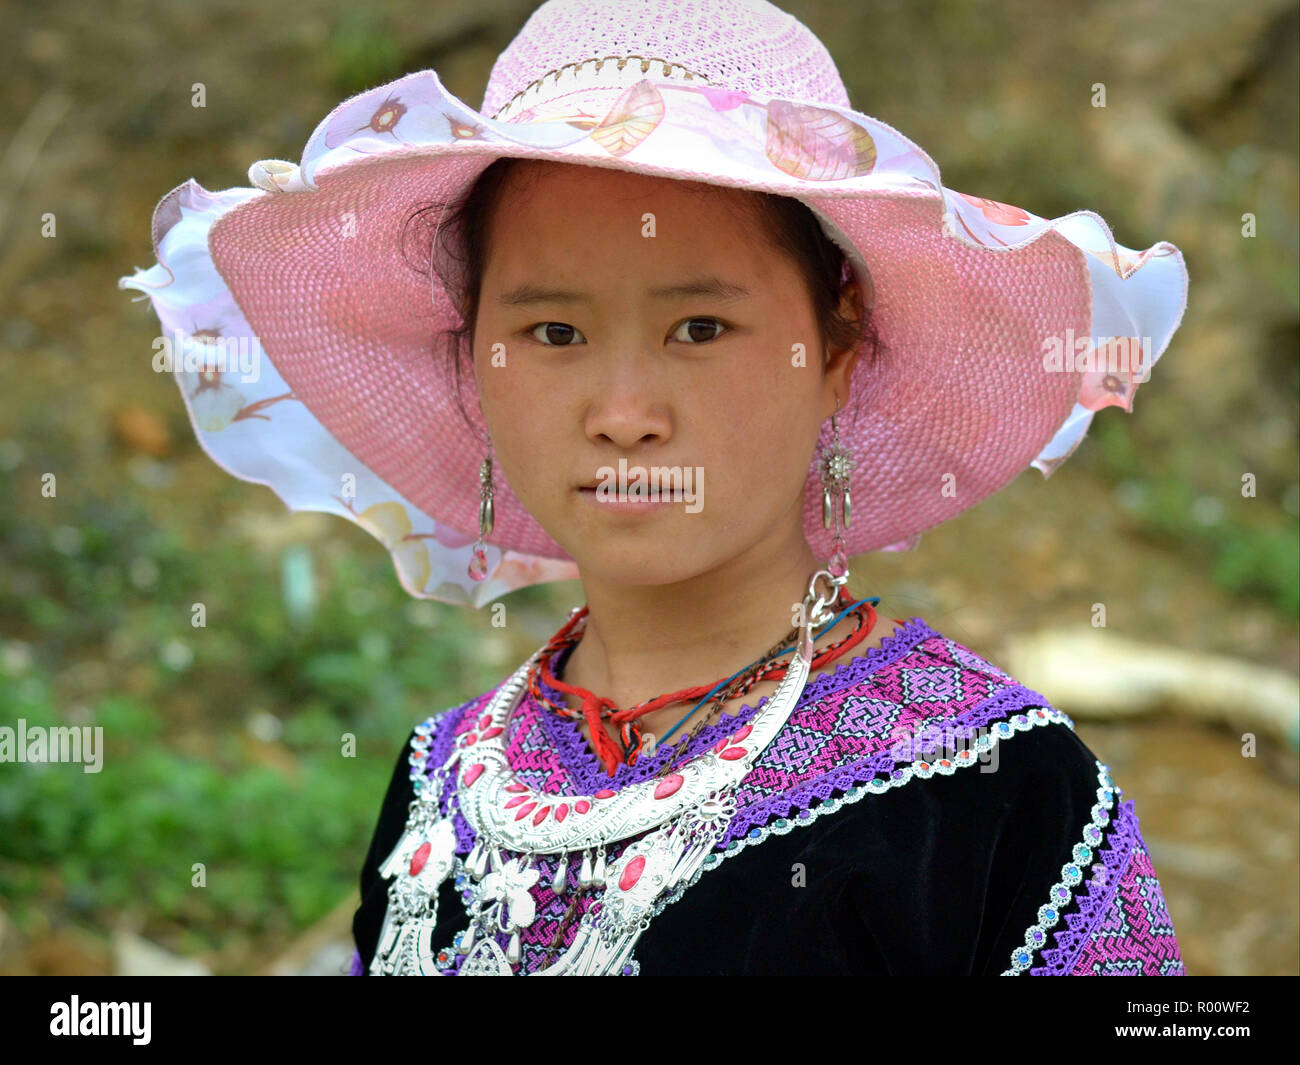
559 538 826 715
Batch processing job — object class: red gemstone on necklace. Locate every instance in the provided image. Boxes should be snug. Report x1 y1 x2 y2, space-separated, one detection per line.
556 803 569 822
653 774 683 799
463 763 484 786
719 746 747 761
733 724 753 742
574 800 590 814
594 789 615 799
409 841 431 877
619 855 646 891
713 738 728 753
480 726 503 740
505 783 528 793
479 713 492 730
533 805 551 825
514 802 538 821
504 796 528 809
463 732 478 745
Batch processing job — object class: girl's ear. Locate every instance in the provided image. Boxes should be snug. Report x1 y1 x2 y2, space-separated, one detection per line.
852 259 876 314
824 278 866 412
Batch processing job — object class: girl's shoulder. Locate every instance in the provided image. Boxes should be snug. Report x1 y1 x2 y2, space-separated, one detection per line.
727 614 1083 828
743 615 1186 975
415 686 501 755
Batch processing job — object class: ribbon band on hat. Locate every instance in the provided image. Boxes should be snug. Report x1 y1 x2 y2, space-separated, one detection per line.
491 54 717 121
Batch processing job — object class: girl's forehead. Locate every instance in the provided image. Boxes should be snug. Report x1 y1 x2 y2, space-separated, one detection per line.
496 184 769 269
481 162 796 290
483 225 788 296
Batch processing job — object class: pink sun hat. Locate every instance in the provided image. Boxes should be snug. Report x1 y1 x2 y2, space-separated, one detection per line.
118 0 1188 609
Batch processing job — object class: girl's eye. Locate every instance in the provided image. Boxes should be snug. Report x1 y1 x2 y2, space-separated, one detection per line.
671 317 727 344
526 318 727 346
529 322 587 346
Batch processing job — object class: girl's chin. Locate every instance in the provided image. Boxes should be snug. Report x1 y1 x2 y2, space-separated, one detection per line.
567 551 710 589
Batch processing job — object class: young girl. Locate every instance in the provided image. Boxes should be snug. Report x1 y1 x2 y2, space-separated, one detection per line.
119 0 1189 975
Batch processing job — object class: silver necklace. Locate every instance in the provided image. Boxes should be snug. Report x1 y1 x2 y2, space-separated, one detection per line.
369 569 845 975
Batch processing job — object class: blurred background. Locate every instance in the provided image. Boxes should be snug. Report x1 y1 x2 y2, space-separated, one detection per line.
0 0 1295 975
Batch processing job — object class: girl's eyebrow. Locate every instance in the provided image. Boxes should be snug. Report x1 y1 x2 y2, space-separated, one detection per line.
495 276 752 307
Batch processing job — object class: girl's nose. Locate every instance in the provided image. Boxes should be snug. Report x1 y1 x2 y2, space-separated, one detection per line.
582 381 673 451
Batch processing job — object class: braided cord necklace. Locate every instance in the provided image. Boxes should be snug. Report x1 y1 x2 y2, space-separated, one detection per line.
655 592 883 749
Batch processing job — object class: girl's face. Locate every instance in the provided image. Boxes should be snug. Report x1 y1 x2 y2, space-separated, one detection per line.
471 161 857 589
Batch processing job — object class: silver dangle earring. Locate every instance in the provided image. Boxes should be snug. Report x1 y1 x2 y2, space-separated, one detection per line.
468 447 494 582
819 397 856 579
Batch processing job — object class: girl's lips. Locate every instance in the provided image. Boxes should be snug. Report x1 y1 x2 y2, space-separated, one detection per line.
576 486 677 512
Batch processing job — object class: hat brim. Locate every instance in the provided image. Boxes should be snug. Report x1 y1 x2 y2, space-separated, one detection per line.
119 69 1188 607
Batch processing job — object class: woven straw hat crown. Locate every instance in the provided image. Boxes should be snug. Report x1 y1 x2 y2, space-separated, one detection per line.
481 0 851 121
